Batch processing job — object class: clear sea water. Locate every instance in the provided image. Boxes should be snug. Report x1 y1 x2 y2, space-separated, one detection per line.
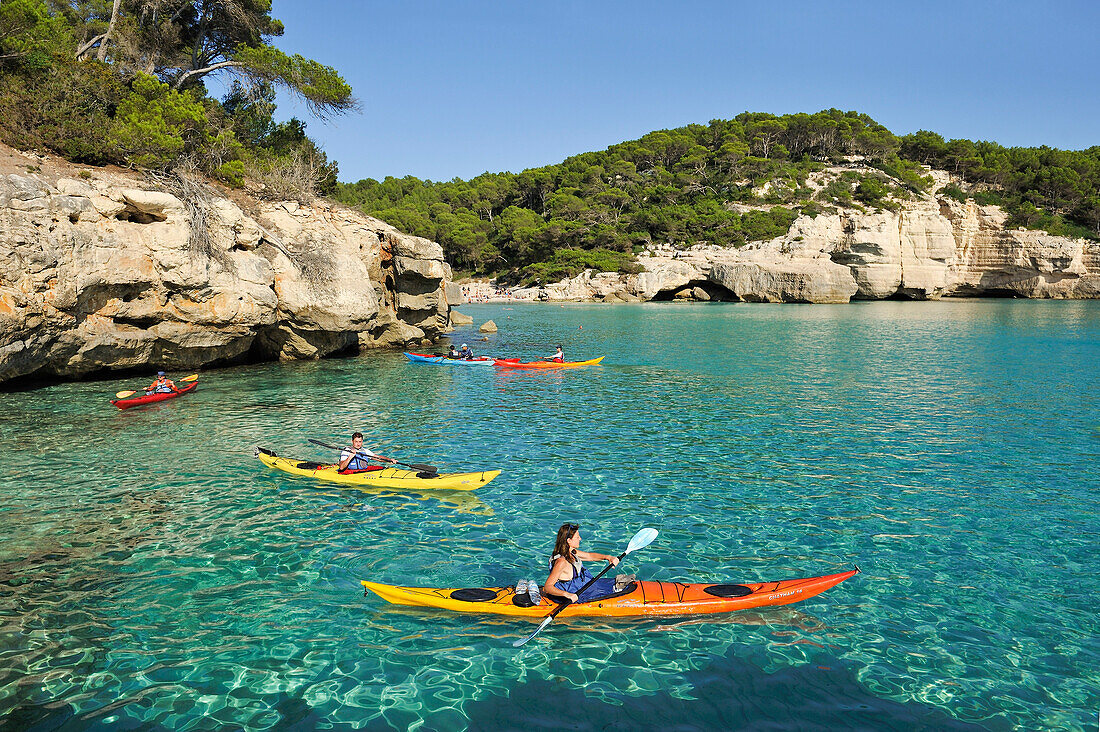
0 300 1097 731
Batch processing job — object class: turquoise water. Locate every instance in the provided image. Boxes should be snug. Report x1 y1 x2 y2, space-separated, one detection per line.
1 300 1097 730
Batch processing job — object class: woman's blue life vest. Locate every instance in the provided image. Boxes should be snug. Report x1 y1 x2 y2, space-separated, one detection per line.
550 554 614 603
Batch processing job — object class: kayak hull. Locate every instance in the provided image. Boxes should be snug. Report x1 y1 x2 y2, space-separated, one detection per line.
256 449 499 491
404 352 495 366
493 356 605 369
111 381 198 409
361 569 858 618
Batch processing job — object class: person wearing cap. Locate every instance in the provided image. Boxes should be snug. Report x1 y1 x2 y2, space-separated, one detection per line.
542 523 620 604
546 345 565 363
145 371 178 394
458 343 474 360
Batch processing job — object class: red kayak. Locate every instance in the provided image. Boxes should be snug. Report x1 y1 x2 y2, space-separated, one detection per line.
111 381 198 409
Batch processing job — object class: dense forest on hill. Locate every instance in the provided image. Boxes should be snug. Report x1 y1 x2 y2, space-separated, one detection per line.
337 111 1100 284
0 0 352 199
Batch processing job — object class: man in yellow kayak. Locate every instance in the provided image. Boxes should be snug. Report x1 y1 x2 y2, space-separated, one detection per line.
145 371 178 394
338 432 396 473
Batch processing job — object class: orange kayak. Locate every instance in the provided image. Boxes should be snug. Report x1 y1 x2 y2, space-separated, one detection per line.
493 356 605 369
362 568 858 618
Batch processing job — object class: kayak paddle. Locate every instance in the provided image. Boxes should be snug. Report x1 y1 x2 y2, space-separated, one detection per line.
306 438 438 474
512 527 658 648
115 373 198 399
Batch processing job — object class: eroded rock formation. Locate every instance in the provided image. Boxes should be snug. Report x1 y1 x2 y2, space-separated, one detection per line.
516 185 1100 303
0 154 453 384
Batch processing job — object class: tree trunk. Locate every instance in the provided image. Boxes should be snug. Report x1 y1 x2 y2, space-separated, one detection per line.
75 0 122 61
96 0 123 62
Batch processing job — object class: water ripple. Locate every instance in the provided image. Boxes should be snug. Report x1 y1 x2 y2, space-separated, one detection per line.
0 300 1097 730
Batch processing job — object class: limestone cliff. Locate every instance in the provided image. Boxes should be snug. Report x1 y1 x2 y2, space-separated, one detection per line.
0 146 457 384
516 170 1100 304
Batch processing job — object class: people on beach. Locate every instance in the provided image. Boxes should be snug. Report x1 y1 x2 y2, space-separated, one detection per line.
547 346 564 363
460 283 522 303
458 343 474 359
146 371 177 394
542 523 619 603
338 432 395 473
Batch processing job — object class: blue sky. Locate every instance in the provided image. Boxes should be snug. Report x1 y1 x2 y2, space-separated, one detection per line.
266 1 1100 184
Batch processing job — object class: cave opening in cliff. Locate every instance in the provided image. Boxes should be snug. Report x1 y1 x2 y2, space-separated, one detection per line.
115 207 166 224
650 281 733 302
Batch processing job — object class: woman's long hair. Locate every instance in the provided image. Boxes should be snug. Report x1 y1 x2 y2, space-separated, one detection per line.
552 523 579 565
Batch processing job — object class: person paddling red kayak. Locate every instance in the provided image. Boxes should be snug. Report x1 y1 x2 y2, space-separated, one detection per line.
145 371 178 394
111 373 199 409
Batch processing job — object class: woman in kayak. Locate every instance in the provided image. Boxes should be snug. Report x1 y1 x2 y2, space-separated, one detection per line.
546 346 564 363
458 343 474 359
145 371 177 394
338 432 395 473
542 523 619 603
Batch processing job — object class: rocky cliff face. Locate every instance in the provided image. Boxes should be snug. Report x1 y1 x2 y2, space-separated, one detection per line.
517 184 1100 304
0 150 456 384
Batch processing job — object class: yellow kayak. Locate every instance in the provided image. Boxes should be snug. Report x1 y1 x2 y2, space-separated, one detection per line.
255 448 500 491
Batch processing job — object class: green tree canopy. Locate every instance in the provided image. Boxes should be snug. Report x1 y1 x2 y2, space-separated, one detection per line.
0 0 348 194
68 0 353 118
337 110 1100 280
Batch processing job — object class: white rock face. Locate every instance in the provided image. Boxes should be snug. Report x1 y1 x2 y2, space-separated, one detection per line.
709 259 858 303
517 191 1100 303
0 159 453 383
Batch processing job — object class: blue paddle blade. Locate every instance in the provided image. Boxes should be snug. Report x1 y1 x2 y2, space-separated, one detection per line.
626 528 658 554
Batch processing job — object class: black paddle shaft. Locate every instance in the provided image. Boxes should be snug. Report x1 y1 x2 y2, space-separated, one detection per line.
548 550 627 620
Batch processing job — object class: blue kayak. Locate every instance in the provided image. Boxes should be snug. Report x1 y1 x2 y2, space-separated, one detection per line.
404 352 497 366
